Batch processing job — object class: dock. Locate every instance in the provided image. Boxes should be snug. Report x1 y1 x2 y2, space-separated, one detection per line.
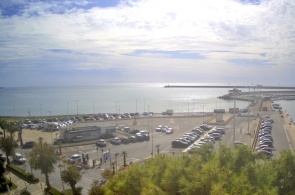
164 85 295 90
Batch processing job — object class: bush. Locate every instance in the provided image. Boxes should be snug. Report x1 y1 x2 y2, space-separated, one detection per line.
0 177 13 193
20 189 32 195
45 186 65 195
6 165 39 183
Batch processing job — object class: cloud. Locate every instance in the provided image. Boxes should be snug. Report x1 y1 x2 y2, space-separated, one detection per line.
0 0 295 86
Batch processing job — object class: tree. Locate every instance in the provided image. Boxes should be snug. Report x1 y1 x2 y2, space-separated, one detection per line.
0 118 9 138
0 161 5 179
61 164 82 195
102 145 281 194
0 136 17 165
88 180 105 195
28 138 57 189
7 123 19 137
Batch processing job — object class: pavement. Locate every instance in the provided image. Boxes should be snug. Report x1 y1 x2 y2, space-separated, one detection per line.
3 171 45 195
4 107 295 194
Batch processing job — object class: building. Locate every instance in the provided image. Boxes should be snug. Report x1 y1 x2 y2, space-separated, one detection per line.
60 123 117 143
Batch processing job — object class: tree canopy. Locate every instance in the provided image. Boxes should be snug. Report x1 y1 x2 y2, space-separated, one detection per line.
96 145 295 195
28 138 58 189
61 164 82 195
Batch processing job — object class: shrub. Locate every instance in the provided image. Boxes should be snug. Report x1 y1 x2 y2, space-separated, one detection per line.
6 165 39 183
45 187 65 195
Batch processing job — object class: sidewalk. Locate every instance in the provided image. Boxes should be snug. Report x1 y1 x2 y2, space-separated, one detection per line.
282 111 295 153
3 171 45 195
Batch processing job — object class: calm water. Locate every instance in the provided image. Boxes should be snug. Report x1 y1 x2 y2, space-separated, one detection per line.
0 83 258 117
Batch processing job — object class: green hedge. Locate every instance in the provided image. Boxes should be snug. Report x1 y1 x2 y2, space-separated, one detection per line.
6 164 39 184
45 186 65 195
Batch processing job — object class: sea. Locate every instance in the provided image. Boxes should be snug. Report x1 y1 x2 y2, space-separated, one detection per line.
0 83 294 120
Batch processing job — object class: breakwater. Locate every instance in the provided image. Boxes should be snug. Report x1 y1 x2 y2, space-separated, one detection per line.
164 85 295 90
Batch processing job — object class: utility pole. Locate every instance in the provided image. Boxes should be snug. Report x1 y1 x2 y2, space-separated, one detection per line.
76 100 79 115
233 95 236 146
247 87 250 135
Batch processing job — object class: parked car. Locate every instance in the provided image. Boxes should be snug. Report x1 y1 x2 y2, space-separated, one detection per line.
96 139 107 147
110 137 122 145
120 137 130 144
171 140 189 148
129 136 137 143
13 153 26 164
166 128 174 134
68 154 81 164
129 129 140 134
22 141 36 149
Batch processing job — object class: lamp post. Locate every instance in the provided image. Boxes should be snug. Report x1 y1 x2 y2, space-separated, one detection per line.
93 100 95 115
187 99 189 116
67 101 68 115
233 94 236 146
247 87 250 135
58 159 65 191
115 153 119 172
202 105 205 123
76 100 79 115
40 104 42 117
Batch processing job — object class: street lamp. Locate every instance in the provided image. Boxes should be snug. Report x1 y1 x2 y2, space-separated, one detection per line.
40 104 42 117
202 105 205 123
76 100 79 115
93 100 95 115
115 153 119 172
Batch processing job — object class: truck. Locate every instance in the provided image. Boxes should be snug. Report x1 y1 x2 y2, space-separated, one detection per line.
44 122 59 131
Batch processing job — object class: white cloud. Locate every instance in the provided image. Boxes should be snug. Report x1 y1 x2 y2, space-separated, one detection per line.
0 0 295 86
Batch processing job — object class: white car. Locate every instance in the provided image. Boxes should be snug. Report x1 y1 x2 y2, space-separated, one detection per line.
68 154 81 164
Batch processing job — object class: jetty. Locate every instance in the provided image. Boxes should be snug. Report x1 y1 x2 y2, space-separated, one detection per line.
164 85 295 90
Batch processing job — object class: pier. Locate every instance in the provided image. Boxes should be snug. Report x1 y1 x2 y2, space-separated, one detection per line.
164 85 295 90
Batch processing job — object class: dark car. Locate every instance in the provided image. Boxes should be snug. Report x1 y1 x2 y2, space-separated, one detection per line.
129 136 137 143
171 140 189 148
135 134 145 142
22 141 36 149
129 129 140 134
120 137 130 144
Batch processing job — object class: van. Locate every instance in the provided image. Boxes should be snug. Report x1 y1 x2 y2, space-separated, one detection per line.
13 153 26 164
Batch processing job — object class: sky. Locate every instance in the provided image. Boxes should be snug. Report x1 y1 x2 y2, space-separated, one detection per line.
0 0 295 87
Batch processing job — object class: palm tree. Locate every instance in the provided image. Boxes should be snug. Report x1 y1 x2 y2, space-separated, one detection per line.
0 118 8 138
61 164 82 195
7 123 19 137
28 137 58 189
0 136 17 165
